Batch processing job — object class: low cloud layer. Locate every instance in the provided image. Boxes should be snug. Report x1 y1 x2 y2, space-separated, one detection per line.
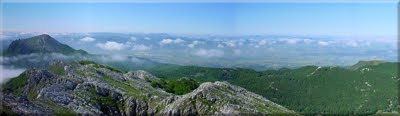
193 49 224 58
0 65 25 84
318 41 330 46
132 44 152 51
80 37 96 42
187 40 202 48
96 41 125 51
160 38 185 45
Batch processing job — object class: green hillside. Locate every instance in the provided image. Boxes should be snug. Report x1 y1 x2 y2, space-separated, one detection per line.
145 61 398 115
350 60 386 70
4 34 88 56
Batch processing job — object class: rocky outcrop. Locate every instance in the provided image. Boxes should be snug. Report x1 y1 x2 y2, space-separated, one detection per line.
160 81 295 115
1 60 296 115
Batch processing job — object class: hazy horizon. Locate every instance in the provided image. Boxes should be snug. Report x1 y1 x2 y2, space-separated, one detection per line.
1 1 398 70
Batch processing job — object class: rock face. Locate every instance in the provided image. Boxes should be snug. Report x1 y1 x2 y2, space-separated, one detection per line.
160 81 295 115
4 34 88 56
1 60 296 115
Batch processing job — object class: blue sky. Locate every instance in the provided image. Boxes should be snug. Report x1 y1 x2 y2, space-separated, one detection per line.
2 3 397 36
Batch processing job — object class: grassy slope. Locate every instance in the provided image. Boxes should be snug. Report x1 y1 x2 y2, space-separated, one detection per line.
4 60 395 114
145 62 398 114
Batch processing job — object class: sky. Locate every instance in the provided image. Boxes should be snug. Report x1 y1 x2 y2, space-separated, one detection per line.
1 2 397 36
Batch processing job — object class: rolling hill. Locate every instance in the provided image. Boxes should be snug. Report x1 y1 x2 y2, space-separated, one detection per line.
144 61 399 115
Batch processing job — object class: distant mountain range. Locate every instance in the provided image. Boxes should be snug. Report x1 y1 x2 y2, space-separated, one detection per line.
3 34 88 56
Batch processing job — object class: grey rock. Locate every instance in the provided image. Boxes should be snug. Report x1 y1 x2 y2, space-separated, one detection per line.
1 60 296 115
95 87 109 96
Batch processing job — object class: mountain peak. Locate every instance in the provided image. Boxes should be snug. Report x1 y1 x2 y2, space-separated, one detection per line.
4 34 88 56
36 34 52 39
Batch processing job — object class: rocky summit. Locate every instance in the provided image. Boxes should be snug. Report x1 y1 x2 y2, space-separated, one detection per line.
1 60 296 115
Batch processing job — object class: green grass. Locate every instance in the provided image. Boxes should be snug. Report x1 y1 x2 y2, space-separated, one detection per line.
146 62 398 114
79 60 97 65
0 105 18 116
99 73 138 96
52 107 75 116
87 87 120 114
42 99 76 116
2 72 28 96
49 63 65 76
149 78 199 95
79 60 123 73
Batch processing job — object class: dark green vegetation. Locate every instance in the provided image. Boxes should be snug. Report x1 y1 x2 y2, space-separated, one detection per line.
350 60 386 70
144 61 398 115
100 73 138 96
1 72 28 96
147 78 199 95
80 60 199 95
4 34 88 56
79 60 123 73
78 86 121 115
1 70 78 115
2 60 297 115
49 63 65 76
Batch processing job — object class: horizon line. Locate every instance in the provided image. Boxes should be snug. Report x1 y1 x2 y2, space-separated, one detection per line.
1 0 398 3
2 30 397 39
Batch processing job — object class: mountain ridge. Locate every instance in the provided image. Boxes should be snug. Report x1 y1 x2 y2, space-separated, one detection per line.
3 34 88 56
350 60 386 70
144 61 398 114
1 60 296 115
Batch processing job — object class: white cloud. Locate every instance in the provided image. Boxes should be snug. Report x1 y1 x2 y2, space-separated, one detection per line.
259 39 268 45
187 40 202 48
160 39 173 44
223 41 236 47
0 35 11 40
132 44 152 51
97 55 128 62
125 41 133 46
174 38 184 44
96 41 125 51
303 39 313 44
0 65 25 84
130 37 137 41
80 37 96 42
346 41 358 47
193 49 224 58
286 39 301 44
278 38 301 44
187 44 195 48
217 44 224 48
364 41 371 46
318 41 330 46
110 55 128 61
144 37 151 40
160 38 185 45
237 41 244 46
